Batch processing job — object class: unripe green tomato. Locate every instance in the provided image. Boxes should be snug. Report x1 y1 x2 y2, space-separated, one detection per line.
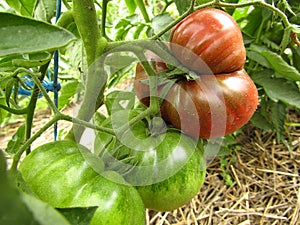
19 140 146 225
95 111 206 212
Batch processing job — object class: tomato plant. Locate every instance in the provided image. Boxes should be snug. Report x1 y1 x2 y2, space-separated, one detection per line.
94 110 206 212
0 0 299 223
19 140 146 225
170 8 246 74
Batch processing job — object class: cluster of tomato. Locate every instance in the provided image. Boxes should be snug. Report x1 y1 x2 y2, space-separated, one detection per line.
18 8 258 225
135 8 259 139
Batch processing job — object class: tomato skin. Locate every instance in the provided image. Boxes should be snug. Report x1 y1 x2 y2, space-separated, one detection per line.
122 129 206 212
170 8 246 74
161 70 258 139
134 41 258 139
19 140 146 225
135 60 258 138
95 113 206 212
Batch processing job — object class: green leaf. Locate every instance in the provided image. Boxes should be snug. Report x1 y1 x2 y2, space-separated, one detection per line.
0 55 21 67
115 18 131 29
270 101 287 142
232 1 251 22
115 27 131 41
12 52 52 67
250 111 273 131
246 50 272 68
34 0 56 22
260 50 300 81
0 12 76 57
0 96 9 125
5 0 37 17
291 45 300 72
174 0 190 15
151 13 174 40
6 124 25 156
252 70 300 109
105 53 136 78
58 207 98 225
67 39 83 69
0 163 70 225
240 7 262 37
58 80 80 110
125 0 137 14
105 90 136 115
133 23 147 39
115 14 138 29
0 182 36 225
21 193 71 225
196 0 211 5
0 150 6 181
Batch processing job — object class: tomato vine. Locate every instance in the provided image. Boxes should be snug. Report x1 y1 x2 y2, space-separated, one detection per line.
0 0 299 222
2 0 299 169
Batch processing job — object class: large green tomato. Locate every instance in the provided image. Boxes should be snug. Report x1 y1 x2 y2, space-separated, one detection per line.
19 140 146 225
94 110 206 212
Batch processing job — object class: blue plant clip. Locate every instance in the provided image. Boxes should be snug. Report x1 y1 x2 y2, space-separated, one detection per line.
17 75 61 98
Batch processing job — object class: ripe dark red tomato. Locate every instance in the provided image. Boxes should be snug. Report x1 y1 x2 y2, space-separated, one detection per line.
160 69 258 139
170 8 246 74
134 53 258 139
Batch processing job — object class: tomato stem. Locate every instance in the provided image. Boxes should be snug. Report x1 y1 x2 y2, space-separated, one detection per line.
135 0 150 23
70 0 108 140
56 10 74 28
101 0 110 40
10 115 60 174
135 51 160 114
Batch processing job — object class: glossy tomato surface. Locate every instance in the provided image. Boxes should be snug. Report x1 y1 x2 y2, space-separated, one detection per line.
94 111 206 212
134 48 258 139
161 70 258 139
19 140 146 225
170 8 246 74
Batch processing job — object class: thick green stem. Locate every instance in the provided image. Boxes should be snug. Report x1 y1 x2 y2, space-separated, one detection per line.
135 0 150 23
27 70 60 114
56 10 74 28
106 40 180 66
10 115 60 173
70 0 108 140
0 104 27 115
24 62 50 154
135 51 160 113
60 114 114 135
116 107 154 136
101 0 110 39
72 0 102 66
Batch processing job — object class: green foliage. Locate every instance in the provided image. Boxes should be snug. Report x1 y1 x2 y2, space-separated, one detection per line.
0 151 72 225
0 13 75 57
231 0 300 142
58 80 81 110
0 0 299 222
6 124 25 156
5 0 37 17
58 207 98 225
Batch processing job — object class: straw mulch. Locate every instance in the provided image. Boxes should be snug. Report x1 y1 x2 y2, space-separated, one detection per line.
0 106 299 225
147 111 300 225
